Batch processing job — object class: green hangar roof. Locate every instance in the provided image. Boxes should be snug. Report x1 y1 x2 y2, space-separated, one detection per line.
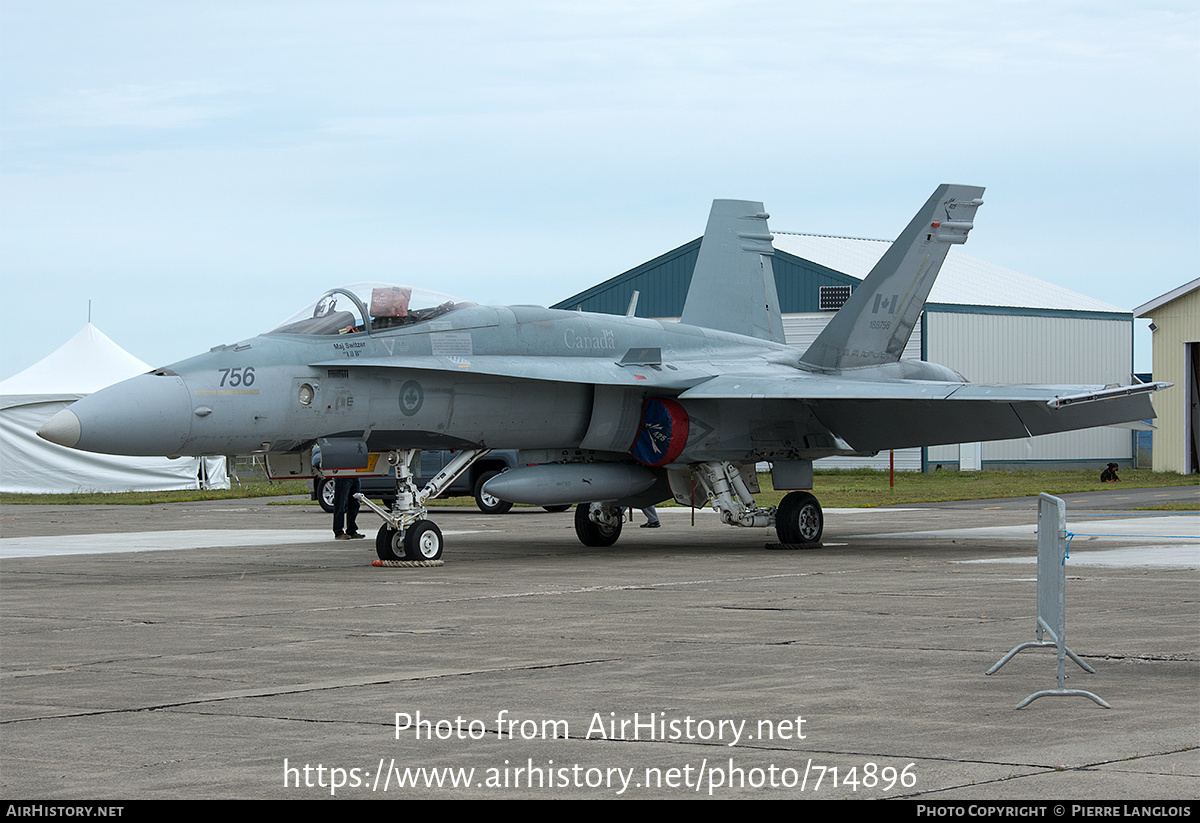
551 238 858 318
553 234 1129 321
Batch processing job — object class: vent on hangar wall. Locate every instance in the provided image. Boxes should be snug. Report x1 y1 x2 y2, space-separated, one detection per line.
819 285 852 311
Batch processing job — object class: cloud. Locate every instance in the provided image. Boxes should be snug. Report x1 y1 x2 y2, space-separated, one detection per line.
31 83 240 130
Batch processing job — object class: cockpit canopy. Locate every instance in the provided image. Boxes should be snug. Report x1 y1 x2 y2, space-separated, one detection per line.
268 282 473 336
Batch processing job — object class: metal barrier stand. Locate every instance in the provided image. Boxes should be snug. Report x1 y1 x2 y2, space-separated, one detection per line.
986 493 1111 709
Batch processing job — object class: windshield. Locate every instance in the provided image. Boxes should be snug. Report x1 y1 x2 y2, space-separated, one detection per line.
268 282 473 336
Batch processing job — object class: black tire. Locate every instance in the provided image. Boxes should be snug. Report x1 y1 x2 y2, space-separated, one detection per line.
776 491 823 545
376 524 404 561
474 471 513 514
404 520 444 561
574 503 622 547
317 478 336 513
542 504 571 513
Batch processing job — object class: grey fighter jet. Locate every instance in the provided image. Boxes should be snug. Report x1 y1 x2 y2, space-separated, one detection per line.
39 185 1166 562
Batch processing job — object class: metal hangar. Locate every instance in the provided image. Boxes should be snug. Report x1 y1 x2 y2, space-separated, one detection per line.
1134 278 1200 474
554 231 1137 472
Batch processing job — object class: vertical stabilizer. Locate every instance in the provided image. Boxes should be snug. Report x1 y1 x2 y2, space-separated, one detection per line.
680 200 785 343
800 184 985 370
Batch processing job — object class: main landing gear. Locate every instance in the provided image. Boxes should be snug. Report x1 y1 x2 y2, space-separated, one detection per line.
574 502 624 547
686 461 823 545
774 491 823 544
358 448 490 562
571 461 823 548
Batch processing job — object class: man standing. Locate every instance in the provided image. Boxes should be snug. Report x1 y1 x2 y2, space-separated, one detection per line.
640 504 660 528
334 476 364 540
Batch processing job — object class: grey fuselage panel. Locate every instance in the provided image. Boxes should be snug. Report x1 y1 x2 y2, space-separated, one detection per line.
52 297 1158 465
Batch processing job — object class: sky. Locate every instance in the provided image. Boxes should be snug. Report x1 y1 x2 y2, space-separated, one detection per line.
2 0 1196 379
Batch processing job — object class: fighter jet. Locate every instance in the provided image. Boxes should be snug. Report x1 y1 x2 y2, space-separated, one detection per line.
39 185 1165 562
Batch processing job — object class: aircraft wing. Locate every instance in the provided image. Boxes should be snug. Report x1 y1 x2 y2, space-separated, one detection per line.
679 375 1167 453
308 355 717 391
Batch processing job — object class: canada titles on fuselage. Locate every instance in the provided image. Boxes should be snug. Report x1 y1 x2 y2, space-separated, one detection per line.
38 186 1167 562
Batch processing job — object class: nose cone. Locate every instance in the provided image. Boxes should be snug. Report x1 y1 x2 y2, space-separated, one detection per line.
37 409 82 448
37 372 194 456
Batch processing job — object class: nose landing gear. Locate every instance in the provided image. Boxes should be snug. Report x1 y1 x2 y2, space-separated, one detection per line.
360 448 489 563
376 520 445 562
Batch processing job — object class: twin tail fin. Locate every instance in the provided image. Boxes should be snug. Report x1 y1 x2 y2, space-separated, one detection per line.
799 184 985 371
679 200 785 344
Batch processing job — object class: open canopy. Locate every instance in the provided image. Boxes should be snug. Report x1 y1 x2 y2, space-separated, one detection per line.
268 282 472 336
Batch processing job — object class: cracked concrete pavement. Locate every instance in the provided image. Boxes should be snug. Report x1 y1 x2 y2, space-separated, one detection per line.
1 486 1196 799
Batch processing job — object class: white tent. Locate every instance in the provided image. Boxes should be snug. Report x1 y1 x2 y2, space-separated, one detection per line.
0 324 228 494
